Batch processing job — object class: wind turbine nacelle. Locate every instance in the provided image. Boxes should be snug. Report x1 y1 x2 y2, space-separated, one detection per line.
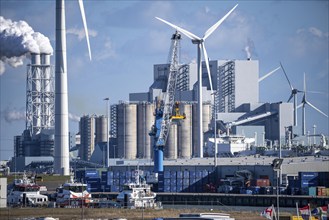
192 39 202 44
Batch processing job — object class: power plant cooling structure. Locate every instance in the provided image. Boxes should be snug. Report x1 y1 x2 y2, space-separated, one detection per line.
26 53 54 136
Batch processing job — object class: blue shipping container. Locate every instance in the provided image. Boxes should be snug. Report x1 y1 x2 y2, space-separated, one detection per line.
85 170 99 178
164 171 171 178
171 171 177 179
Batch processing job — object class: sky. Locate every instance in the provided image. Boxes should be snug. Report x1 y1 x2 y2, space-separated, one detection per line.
0 0 328 161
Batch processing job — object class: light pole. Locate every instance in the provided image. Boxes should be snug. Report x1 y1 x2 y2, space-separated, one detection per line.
272 158 283 220
104 98 110 167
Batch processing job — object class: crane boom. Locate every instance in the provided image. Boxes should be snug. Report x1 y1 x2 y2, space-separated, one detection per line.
156 32 181 146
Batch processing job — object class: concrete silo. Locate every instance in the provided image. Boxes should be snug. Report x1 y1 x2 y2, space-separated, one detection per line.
117 103 137 159
178 103 192 158
95 115 108 144
192 103 212 157
165 123 178 159
137 102 154 159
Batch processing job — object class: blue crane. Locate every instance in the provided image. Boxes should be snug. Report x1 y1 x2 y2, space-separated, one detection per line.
149 31 184 173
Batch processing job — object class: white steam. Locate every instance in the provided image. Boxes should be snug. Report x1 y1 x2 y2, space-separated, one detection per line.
2 108 26 123
244 38 256 60
0 16 53 75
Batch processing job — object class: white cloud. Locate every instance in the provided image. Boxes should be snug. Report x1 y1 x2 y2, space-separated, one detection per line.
67 27 98 41
95 38 116 61
69 113 80 122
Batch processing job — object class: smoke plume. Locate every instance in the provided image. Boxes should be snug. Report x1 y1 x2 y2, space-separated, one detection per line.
0 16 53 75
2 108 26 123
244 38 256 60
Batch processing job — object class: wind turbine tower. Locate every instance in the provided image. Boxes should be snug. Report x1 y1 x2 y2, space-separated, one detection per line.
156 4 238 157
54 0 91 175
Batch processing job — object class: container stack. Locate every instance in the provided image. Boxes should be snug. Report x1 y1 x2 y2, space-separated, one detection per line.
162 170 212 193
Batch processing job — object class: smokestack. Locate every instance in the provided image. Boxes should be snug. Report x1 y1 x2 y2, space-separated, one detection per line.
54 0 70 175
31 53 41 136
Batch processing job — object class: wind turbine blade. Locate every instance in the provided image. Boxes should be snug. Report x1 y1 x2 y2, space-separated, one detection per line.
297 103 303 109
287 93 294 102
203 4 238 40
306 100 328 117
155 17 201 40
307 90 328 96
280 62 293 90
258 66 281 82
201 43 213 93
78 0 92 60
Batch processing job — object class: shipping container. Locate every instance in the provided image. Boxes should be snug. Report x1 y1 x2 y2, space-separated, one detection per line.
308 187 317 196
171 171 177 179
183 179 189 186
183 171 189 178
164 185 171 192
202 170 208 178
85 170 99 178
189 171 196 178
177 171 183 178
164 179 171 185
86 178 101 184
299 172 318 180
113 171 120 178
120 171 126 178
317 186 326 196
164 171 171 178
196 171 202 179
252 179 270 187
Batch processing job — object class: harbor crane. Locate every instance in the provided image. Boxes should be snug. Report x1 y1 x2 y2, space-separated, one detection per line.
149 31 185 173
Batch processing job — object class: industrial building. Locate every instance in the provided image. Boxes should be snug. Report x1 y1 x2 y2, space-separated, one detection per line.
125 59 293 160
13 53 55 158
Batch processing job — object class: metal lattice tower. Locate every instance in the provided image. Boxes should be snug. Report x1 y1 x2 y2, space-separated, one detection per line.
156 31 181 146
26 54 54 136
218 61 235 112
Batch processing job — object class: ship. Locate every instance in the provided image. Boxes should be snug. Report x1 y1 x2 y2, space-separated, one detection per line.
116 170 162 209
7 172 48 207
55 175 92 208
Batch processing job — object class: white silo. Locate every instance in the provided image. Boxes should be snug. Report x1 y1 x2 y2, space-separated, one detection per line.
192 103 212 157
117 103 137 159
165 123 177 159
178 103 192 158
137 102 154 159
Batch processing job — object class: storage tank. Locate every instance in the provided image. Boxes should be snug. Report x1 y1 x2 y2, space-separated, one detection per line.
117 103 137 159
95 115 108 144
137 102 154 159
165 123 177 159
178 103 192 158
192 103 212 157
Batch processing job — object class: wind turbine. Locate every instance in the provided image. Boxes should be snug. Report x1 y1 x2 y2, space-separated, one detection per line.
156 4 238 158
280 62 302 127
55 0 92 175
300 73 328 136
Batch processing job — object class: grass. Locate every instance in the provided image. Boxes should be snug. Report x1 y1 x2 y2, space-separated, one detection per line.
0 207 290 220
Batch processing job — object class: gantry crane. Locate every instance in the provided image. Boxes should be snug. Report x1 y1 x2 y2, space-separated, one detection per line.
149 31 184 173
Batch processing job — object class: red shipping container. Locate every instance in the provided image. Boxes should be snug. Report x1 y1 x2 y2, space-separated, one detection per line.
252 179 270 187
